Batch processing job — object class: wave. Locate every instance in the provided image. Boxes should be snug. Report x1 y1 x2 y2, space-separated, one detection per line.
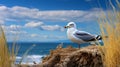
16 55 46 65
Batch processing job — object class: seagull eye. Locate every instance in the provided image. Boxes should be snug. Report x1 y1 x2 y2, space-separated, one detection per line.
70 24 74 27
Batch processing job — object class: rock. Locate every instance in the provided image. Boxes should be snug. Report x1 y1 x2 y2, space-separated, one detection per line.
41 45 103 67
41 54 60 67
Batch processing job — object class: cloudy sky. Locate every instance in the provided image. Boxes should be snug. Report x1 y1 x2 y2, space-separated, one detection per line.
0 0 117 42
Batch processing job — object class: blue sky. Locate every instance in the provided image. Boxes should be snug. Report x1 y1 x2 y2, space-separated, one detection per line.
0 0 118 42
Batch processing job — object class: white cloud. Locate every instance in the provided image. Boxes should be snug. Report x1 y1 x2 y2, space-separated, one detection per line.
0 6 104 41
1 24 28 41
0 6 103 24
2 25 22 32
2 25 26 35
9 25 22 30
30 34 48 39
30 34 39 37
41 25 64 31
30 34 66 40
25 21 64 31
9 30 27 34
25 21 44 28
1 24 65 42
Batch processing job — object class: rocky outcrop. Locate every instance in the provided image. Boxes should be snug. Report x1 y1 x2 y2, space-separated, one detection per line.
41 45 103 67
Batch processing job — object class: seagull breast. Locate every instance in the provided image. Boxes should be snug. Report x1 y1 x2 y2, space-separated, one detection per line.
67 28 85 44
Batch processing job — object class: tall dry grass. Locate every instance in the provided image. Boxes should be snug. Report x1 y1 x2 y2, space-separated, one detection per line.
0 27 12 67
99 0 120 67
0 26 35 67
0 26 18 67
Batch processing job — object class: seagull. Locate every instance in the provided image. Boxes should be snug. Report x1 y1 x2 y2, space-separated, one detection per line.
64 22 102 48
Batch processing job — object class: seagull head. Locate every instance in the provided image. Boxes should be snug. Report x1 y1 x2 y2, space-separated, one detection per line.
64 22 76 29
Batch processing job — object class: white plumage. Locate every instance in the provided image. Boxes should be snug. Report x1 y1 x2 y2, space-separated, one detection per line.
65 22 102 48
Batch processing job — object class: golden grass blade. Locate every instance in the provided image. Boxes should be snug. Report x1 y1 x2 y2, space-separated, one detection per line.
0 26 11 67
0 26 19 67
98 0 120 67
19 44 36 65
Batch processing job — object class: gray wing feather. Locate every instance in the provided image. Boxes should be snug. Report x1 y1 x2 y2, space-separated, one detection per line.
74 31 96 41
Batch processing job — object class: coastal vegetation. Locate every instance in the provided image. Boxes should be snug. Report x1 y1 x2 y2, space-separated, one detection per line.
0 27 12 67
99 0 120 67
0 0 120 67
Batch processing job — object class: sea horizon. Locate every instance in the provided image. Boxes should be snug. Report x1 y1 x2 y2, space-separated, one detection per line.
7 42 103 64
7 42 78 64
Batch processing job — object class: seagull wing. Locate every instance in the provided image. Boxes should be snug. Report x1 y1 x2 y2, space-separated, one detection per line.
73 31 96 42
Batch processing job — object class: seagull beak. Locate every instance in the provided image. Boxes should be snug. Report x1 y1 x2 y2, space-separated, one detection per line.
64 26 68 28
64 26 67 28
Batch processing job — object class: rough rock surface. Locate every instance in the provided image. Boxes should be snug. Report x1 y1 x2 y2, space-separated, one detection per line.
41 45 103 67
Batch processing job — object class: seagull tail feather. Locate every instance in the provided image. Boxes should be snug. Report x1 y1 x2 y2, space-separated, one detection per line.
96 35 108 40
96 35 102 40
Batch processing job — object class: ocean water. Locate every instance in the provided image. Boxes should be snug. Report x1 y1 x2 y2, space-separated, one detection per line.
7 42 91 64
